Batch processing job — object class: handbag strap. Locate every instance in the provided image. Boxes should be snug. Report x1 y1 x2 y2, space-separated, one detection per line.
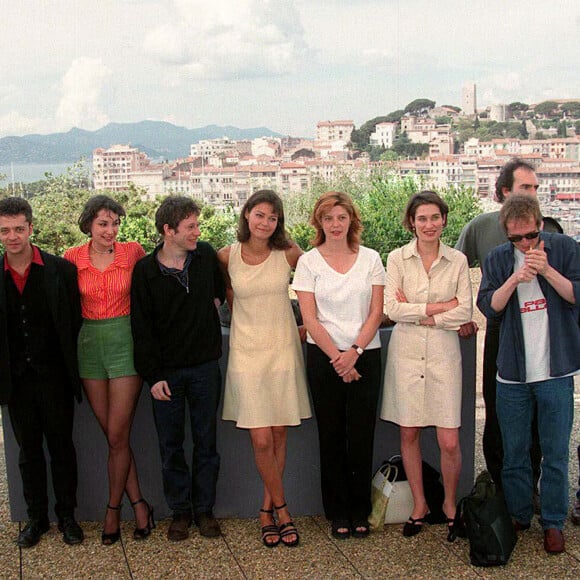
379 463 398 482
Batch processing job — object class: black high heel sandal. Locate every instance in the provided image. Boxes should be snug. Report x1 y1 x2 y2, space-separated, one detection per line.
274 503 299 547
402 515 427 537
131 498 156 540
259 508 280 548
102 504 122 546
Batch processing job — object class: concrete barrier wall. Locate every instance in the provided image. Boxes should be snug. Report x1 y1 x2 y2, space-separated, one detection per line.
2 328 476 521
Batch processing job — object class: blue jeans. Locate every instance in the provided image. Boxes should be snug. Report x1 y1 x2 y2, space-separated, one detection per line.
496 376 574 530
152 360 221 516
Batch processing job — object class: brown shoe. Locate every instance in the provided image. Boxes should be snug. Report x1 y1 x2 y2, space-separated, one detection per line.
513 520 531 533
571 499 580 526
167 512 192 542
195 512 221 538
543 528 565 554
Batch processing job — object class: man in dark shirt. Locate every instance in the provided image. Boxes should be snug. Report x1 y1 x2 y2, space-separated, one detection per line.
0 197 83 547
131 196 225 542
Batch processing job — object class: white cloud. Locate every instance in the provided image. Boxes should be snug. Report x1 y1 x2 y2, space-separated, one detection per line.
143 0 308 80
0 111 44 136
55 57 112 130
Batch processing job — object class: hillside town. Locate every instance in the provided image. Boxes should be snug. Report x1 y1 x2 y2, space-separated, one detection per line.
92 84 580 239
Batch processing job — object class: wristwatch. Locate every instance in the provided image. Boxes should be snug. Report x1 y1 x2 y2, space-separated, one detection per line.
351 344 364 356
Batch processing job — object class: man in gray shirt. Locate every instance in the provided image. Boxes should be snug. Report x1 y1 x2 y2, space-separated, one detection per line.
456 159 562 493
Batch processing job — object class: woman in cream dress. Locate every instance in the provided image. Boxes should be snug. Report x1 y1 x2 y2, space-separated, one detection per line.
219 190 310 548
380 191 472 539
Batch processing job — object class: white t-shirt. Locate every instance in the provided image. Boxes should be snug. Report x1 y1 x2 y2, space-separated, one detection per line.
292 245 386 351
498 249 550 384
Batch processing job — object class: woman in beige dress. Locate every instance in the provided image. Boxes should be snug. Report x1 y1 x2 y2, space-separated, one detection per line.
219 190 311 548
380 191 472 539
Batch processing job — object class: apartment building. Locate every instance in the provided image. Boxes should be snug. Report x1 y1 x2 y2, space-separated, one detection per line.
190 137 237 158
370 122 397 149
93 144 150 191
316 120 355 143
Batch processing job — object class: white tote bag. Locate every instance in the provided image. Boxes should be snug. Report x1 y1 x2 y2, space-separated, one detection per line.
369 460 414 530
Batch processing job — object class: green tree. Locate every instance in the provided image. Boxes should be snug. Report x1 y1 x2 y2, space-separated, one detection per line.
404 99 436 116
284 168 482 263
391 133 429 158
521 120 529 139
561 101 580 118
199 204 238 250
534 101 559 118
508 102 529 118
288 222 315 251
557 121 568 137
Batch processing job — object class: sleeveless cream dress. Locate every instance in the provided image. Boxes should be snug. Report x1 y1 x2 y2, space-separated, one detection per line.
222 243 311 428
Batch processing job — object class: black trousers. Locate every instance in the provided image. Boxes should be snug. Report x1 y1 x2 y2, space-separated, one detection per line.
482 321 541 490
307 344 381 522
7 368 78 520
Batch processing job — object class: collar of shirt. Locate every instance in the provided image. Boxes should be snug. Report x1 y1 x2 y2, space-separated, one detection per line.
402 238 453 263
3 244 44 272
4 244 44 294
75 241 131 271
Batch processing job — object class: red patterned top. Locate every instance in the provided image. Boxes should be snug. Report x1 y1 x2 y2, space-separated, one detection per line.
64 241 145 320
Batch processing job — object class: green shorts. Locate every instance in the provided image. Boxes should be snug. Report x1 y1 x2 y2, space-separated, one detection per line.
78 316 138 380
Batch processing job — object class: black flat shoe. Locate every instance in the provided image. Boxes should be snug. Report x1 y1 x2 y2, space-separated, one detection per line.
17 519 50 548
102 504 122 546
403 515 427 537
58 516 84 545
351 520 370 539
331 519 351 540
131 498 156 540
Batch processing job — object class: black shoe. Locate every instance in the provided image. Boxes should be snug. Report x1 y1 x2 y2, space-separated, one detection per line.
131 498 156 540
513 520 531 533
331 519 351 540
102 504 122 546
58 516 84 545
195 512 221 538
274 503 299 547
17 519 50 548
402 515 427 538
351 520 370 539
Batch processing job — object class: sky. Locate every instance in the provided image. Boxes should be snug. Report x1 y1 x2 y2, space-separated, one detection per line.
1 0 579 139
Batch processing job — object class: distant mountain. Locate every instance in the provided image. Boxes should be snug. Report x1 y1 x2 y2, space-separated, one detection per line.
0 121 283 164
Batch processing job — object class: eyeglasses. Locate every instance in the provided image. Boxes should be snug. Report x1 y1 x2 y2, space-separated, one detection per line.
507 231 540 243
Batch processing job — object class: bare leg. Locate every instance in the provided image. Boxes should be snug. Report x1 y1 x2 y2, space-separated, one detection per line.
436 427 461 519
83 375 147 532
250 426 297 545
400 426 428 520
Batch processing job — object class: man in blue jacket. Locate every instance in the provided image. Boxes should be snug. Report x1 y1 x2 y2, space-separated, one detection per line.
477 195 580 554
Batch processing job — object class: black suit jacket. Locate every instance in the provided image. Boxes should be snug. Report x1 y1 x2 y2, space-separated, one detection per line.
0 249 83 405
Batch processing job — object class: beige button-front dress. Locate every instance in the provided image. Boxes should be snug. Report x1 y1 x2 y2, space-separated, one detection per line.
380 239 472 428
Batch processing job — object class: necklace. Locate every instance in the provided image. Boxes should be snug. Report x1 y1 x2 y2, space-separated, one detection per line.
91 244 114 255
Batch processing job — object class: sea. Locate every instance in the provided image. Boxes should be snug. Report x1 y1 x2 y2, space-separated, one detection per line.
0 163 87 185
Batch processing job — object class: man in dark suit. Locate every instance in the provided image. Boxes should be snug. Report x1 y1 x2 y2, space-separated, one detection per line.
0 197 84 547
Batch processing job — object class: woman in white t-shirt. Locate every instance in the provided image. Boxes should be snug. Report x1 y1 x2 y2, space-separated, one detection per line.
293 191 385 540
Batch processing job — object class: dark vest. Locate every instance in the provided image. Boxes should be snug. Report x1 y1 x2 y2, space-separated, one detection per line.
5 265 66 377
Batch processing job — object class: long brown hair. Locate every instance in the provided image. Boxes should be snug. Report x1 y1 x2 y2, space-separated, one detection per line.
237 189 290 250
